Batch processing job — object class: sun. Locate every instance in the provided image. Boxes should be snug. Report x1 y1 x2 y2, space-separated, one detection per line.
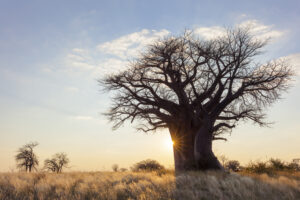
165 139 174 150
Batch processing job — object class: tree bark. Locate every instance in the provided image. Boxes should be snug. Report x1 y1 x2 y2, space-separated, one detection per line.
194 122 224 170
173 137 196 171
170 124 197 171
170 121 223 171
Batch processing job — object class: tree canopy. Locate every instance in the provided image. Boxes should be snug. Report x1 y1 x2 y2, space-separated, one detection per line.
101 28 293 170
44 152 69 173
15 142 39 172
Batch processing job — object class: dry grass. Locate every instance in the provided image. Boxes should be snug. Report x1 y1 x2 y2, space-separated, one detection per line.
0 171 299 200
239 171 300 191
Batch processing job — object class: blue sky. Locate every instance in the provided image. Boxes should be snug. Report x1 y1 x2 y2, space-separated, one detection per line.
0 0 300 171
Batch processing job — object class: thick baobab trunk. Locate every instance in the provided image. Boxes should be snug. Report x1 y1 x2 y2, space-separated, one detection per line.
170 121 223 171
194 124 223 170
173 137 196 171
170 125 197 171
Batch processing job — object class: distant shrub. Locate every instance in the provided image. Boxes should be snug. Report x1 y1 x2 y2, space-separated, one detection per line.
286 162 300 171
245 161 271 174
119 168 128 172
131 159 165 172
269 158 300 171
225 160 241 172
244 158 300 174
269 158 286 170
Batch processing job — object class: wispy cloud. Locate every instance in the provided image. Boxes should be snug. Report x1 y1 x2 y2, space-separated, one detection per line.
97 29 170 59
72 48 88 54
195 20 285 41
239 20 285 41
63 20 286 76
63 29 170 76
194 26 226 40
92 58 127 76
281 53 300 75
65 48 95 71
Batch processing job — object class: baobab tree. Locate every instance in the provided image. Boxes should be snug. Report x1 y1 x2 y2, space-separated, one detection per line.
44 153 69 173
101 28 293 171
15 142 39 172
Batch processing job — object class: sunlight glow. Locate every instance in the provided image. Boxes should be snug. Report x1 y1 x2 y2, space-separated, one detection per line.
165 139 174 150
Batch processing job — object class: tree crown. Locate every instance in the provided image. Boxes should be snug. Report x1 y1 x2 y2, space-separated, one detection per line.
44 152 69 173
15 142 39 171
101 28 293 140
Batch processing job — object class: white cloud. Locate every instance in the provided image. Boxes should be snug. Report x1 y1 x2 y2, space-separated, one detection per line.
65 48 96 71
72 48 87 54
63 20 286 76
195 20 285 42
97 29 170 59
239 20 284 41
281 53 300 75
69 61 95 70
92 58 127 77
67 53 86 62
63 29 170 76
194 26 226 40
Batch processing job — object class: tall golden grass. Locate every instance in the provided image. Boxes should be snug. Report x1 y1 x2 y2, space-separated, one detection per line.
1 171 299 199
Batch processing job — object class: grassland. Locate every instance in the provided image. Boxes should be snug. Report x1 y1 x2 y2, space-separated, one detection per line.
0 170 299 200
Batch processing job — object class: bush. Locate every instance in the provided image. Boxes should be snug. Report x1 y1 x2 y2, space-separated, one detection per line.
225 160 240 172
269 158 300 171
286 162 300 171
269 158 286 170
131 159 165 172
245 161 271 174
119 168 128 172
244 159 300 174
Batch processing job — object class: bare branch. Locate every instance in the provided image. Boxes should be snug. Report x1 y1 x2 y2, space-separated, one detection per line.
101 27 294 139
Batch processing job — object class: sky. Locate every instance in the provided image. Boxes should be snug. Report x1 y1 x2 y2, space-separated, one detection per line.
0 0 300 171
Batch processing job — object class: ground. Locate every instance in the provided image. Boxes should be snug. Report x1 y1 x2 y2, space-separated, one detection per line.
0 171 299 200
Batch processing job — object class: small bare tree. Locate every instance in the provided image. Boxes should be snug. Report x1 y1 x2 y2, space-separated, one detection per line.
225 160 241 172
101 28 293 171
15 142 39 172
44 158 58 173
44 153 69 173
218 155 228 166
